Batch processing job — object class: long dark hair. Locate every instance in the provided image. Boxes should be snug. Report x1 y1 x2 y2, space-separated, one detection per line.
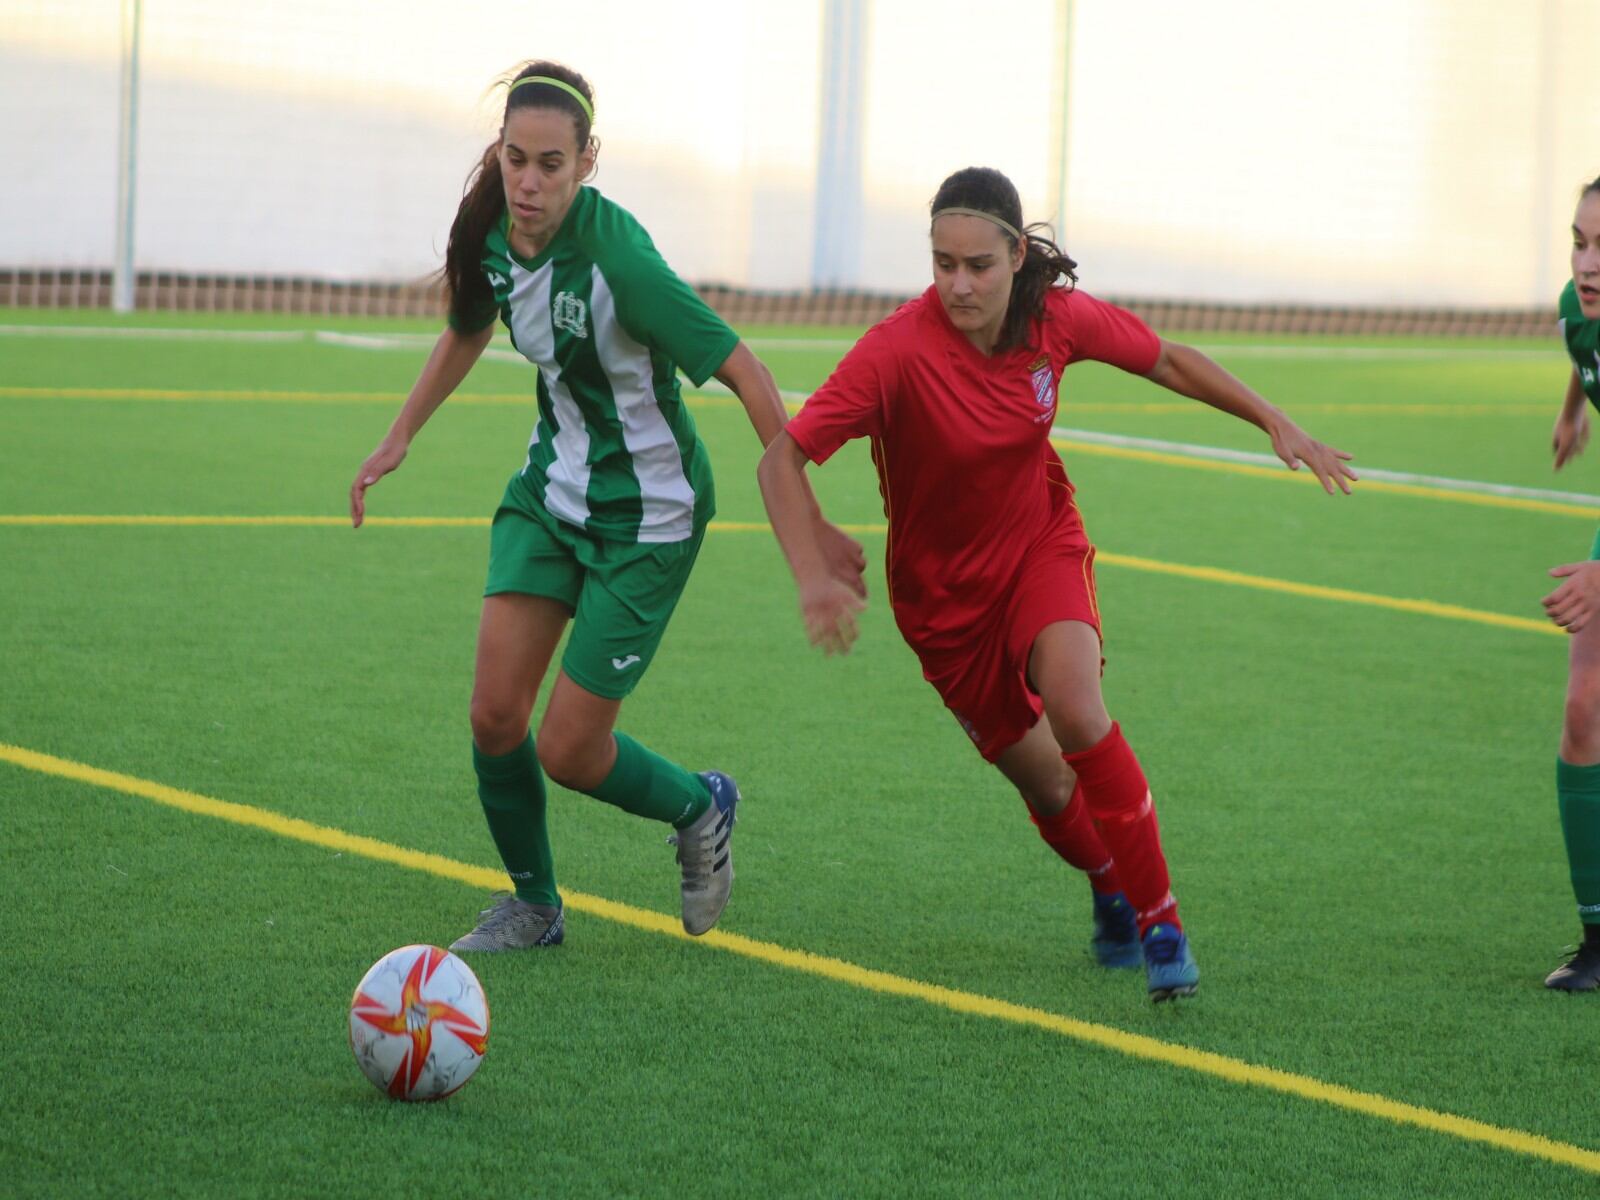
443 61 596 327
929 167 1077 354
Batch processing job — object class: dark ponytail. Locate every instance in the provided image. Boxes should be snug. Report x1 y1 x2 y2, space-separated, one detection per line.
929 166 1077 355
443 60 597 327
444 143 507 326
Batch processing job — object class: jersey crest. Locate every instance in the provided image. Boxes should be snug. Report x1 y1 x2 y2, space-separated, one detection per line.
552 290 589 339
1028 356 1056 423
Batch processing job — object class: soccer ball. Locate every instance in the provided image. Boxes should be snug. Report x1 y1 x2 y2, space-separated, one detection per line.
348 944 490 1101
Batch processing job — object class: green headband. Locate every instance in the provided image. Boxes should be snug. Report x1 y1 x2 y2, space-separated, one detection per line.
508 75 594 124
931 206 1021 242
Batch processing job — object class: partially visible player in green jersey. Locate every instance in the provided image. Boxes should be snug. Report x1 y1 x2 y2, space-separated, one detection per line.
1540 174 1600 990
349 61 865 950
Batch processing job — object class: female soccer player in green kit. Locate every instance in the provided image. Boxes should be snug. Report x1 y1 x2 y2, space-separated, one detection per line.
1541 174 1600 990
349 62 864 950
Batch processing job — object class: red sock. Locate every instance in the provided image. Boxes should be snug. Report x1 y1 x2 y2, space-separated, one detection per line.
1027 784 1123 895
1062 722 1180 933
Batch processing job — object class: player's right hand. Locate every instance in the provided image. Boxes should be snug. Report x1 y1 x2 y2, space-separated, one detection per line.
1544 560 1600 632
815 518 868 599
1553 408 1590 471
799 575 866 656
350 439 408 528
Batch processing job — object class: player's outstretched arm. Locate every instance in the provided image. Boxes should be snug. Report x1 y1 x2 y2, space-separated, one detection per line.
1554 369 1591 471
1143 338 1358 495
349 322 496 527
717 343 866 596
756 431 866 656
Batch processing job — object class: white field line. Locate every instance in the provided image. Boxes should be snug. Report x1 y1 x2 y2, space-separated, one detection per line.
0 323 306 342
1053 428 1600 509
7 321 1583 503
307 330 430 349
740 337 1568 361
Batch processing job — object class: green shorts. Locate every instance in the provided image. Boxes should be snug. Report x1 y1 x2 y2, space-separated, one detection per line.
484 478 706 700
1591 527 1600 560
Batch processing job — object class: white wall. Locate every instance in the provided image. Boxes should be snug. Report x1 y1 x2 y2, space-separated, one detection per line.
4 0 1598 306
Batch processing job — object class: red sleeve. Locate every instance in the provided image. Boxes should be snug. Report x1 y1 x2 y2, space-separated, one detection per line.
785 319 900 465
1051 288 1161 374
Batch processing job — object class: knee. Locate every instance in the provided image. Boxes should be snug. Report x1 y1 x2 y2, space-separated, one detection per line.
1019 776 1072 821
1044 698 1111 755
470 694 530 757
535 725 609 791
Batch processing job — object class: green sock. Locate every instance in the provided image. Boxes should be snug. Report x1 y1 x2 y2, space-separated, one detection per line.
473 734 557 907
1556 757 1600 925
586 732 710 828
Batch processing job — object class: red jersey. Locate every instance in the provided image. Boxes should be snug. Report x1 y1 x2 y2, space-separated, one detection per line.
785 284 1160 650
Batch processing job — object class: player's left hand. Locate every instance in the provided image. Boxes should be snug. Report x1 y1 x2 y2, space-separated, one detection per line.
1268 419 1358 495
1544 560 1600 632
815 518 868 598
1553 407 1591 471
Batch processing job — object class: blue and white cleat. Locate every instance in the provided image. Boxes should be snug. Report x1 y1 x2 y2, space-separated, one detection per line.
1090 891 1142 968
1142 923 1199 1002
669 771 739 936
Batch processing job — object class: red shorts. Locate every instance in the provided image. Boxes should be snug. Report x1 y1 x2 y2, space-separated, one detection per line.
912 542 1102 762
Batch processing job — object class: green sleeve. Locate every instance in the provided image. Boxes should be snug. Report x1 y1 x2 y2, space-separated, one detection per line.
595 218 738 386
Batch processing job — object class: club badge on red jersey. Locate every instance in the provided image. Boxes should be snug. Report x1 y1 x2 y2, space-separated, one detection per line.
1029 356 1056 423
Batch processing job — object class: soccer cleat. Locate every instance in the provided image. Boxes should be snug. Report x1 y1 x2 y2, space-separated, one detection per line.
1090 891 1142 968
449 892 564 952
668 771 739 936
1142 923 1199 1002
1545 942 1600 991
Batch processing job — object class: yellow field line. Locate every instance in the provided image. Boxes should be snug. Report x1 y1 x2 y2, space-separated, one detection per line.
0 514 486 527
0 514 1559 636
0 384 1551 416
1058 403 1552 416
0 515 885 534
1095 551 1560 637
3 386 1582 520
0 385 747 407
0 386 517 404
1051 438 1600 520
1 738 1595 1176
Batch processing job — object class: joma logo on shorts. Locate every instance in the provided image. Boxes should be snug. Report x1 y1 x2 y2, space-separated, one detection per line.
553 291 589 338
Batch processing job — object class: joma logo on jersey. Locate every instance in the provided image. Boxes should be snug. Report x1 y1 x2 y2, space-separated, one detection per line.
1028 356 1056 422
552 291 589 338
486 270 510 290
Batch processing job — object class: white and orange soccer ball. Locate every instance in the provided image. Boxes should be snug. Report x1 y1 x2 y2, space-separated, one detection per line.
348 944 490 1101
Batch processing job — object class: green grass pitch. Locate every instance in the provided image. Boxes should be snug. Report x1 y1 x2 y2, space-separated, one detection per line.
4 307 1600 1196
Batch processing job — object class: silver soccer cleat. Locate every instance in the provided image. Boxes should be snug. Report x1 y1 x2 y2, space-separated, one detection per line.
669 772 739 936
449 892 564 952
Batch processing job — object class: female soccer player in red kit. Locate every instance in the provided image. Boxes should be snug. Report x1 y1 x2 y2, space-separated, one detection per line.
758 167 1357 1001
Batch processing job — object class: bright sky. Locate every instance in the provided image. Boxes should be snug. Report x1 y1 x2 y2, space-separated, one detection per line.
6 0 1600 303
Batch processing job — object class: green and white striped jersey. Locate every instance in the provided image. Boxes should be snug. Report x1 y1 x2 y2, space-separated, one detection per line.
451 186 739 544
1560 280 1600 411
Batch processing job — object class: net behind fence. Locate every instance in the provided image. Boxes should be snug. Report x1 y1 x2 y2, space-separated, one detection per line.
8 2 1600 318
0 268 1559 338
